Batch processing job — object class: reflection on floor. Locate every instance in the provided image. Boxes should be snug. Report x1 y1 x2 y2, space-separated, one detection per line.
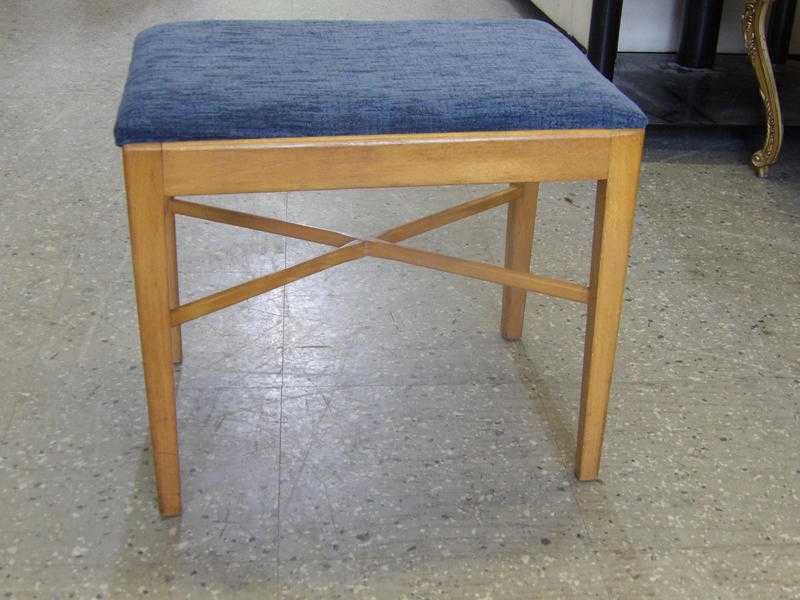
615 52 800 126
1 1 799 599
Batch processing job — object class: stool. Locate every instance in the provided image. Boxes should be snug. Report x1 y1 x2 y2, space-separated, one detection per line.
115 20 647 516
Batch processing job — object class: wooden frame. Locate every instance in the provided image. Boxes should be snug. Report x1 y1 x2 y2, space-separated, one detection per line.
123 128 644 516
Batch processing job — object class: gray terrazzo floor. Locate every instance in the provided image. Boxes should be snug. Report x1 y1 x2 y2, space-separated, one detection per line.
2 1 800 598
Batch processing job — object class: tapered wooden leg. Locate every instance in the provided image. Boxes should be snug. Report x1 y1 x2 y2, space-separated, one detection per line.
165 203 183 364
123 144 182 516
576 132 644 481
501 182 539 340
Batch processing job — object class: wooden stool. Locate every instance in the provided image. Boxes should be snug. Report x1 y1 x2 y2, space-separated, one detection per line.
115 20 647 516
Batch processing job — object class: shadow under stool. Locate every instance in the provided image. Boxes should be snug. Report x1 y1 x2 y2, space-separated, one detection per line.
114 20 647 516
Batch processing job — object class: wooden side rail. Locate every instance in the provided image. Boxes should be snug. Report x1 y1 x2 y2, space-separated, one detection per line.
161 130 614 195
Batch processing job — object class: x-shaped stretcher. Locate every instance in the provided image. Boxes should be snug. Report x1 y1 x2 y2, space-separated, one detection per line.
168 185 588 327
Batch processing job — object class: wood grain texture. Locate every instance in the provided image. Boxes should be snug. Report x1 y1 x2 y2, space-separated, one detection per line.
167 184 583 325
364 239 588 303
123 145 182 516
170 242 366 325
171 198 354 247
160 129 621 195
122 125 645 508
576 130 644 481
500 183 539 340
376 186 521 243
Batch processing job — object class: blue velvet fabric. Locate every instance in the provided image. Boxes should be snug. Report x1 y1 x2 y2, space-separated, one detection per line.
114 20 647 146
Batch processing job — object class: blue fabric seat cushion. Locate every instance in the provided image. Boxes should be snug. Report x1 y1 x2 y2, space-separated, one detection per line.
114 20 647 146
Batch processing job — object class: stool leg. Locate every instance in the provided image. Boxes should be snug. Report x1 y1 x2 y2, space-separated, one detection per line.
576 133 643 481
123 145 182 516
165 203 183 364
501 182 539 340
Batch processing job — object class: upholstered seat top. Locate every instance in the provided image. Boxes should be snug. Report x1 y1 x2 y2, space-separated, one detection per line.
114 20 647 146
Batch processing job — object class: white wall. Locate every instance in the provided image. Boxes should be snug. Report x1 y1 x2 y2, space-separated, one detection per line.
533 0 592 46
534 0 592 46
533 0 800 54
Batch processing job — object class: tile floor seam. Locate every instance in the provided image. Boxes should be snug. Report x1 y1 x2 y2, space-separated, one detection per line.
613 374 800 386
0 395 22 440
176 380 531 392
654 541 800 553
276 190 289 596
508 340 623 600
4 224 106 413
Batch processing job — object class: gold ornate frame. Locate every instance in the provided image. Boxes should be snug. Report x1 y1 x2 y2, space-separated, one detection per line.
742 0 784 177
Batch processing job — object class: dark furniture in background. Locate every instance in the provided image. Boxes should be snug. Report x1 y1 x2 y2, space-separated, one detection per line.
588 0 796 77
586 0 796 175
678 0 726 68
587 0 625 79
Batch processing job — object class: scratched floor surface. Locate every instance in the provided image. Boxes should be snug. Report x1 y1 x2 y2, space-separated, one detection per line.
1 1 800 598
